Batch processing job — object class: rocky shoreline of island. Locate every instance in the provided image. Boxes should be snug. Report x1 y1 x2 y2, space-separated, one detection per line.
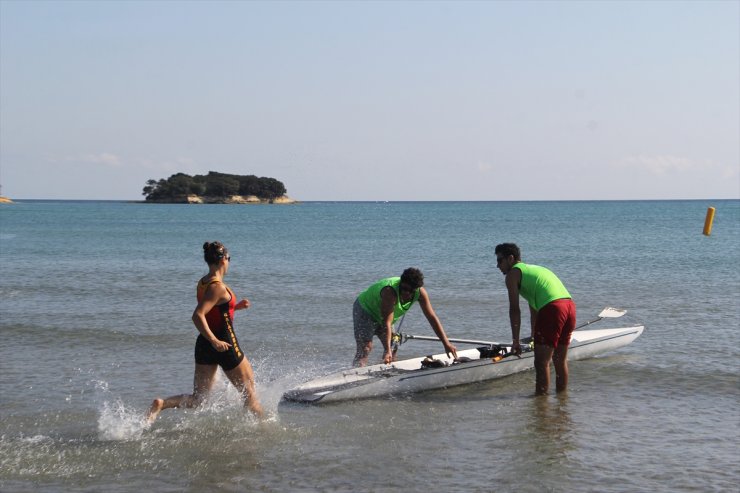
145 194 297 204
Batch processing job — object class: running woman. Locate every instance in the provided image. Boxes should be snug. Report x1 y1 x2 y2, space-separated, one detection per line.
147 241 264 422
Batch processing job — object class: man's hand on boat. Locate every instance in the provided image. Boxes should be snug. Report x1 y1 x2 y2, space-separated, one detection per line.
511 340 522 357
443 341 458 360
383 349 394 365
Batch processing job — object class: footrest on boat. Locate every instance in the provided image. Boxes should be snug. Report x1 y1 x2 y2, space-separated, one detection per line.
476 346 506 358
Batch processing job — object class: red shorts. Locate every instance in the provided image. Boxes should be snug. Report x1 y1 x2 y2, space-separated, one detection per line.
533 298 576 348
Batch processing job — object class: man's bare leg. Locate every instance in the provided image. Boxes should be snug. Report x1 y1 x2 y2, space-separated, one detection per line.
552 344 570 393
353 339 373 367
534 344 555 395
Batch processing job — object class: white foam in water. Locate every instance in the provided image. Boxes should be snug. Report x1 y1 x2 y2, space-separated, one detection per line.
20 434 51 444
97 398 148 441
90 342 388 441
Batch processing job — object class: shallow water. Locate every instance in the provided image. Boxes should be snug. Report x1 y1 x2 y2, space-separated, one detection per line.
1 200 738 492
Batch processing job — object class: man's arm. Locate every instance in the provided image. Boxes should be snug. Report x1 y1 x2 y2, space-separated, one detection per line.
418 287 457 359
379 286 397 363
504 269 523 354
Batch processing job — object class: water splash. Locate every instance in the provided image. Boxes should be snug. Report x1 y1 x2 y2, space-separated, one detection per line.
89 345 334 443
97 398 148 441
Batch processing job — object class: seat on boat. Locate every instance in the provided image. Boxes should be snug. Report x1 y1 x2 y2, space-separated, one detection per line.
420 356 448 369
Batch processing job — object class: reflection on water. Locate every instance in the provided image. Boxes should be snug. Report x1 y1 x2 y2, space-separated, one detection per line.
530 394 573 450
519 394 576 488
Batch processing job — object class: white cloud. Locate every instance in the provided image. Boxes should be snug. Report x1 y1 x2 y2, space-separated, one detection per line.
477 161 493 173
137 157 199 175
45 152 123 168
80 153 122 167
42 153 201 176
616 155 708 175
721 165 739 179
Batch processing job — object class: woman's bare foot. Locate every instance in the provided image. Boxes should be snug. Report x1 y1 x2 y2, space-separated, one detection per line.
251 402 265 420
146 398 164 424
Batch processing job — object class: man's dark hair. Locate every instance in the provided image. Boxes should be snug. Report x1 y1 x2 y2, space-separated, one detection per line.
494 243 521 261
400 267 424 289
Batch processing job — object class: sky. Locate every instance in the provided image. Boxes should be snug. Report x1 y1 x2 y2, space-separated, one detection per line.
1 0 738 201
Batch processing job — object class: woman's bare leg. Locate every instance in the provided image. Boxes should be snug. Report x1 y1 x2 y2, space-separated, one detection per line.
147 364 218 423
225 358 264 419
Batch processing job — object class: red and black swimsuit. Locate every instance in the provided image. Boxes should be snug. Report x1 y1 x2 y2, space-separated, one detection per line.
193 279 245 371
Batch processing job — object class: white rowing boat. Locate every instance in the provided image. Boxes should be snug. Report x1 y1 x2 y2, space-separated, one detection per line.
283 318 644 404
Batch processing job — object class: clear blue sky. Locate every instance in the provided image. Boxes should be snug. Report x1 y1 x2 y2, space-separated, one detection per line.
1 0 738 200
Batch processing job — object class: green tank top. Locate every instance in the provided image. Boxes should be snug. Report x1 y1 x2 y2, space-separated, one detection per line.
513 262 571 311
357 277 420 324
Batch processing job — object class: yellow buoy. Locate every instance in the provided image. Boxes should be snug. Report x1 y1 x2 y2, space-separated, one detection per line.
703 207 716 236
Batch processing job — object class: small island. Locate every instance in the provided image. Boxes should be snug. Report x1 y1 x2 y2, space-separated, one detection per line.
142 171 296 204
0 185 13 203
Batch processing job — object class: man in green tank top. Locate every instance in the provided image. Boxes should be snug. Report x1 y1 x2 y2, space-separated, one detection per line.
495 243 577 395
353 267 457 367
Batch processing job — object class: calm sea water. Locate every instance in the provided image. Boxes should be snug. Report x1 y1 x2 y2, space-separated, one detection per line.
1 200 738 493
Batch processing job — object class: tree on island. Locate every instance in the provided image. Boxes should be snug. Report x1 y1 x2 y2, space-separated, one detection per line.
143 172 287 201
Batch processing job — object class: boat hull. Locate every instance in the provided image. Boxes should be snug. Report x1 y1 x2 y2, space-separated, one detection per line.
283 325 644 403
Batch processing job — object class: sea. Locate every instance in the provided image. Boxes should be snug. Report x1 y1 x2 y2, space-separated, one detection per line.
0 200 738 493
